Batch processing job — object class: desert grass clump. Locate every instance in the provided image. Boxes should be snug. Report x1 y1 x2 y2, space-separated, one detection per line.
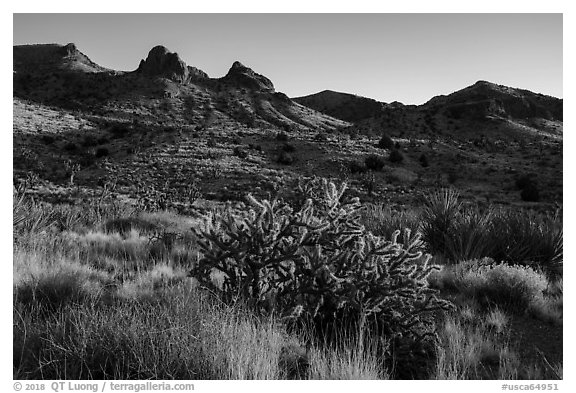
360 204 420 240
433 309 517 379
14 285 291 379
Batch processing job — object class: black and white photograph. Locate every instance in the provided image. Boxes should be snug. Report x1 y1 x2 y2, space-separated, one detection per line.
9 7 567 385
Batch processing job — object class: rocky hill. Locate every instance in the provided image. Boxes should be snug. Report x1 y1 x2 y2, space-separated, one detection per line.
13 43 109 74
294 90 384 123
13 43 348 132
296 82 563 142
12 43 562 211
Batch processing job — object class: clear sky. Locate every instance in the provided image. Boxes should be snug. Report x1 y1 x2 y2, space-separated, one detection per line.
13 13 562 105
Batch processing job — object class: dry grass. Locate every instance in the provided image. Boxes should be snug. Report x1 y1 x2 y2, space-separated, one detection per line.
13 197 562 380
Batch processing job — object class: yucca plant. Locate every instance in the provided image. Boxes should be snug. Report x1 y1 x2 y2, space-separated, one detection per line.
421 188 461 257
13 186 57 236
489 210 562 277
443 209 494 263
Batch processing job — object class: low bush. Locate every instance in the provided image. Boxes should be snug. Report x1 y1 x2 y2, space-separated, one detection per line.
41 135 55 145
82 135 98 148
389 149 404 164
436 260 549 314
348 160 368 174
515 174 537 190
63 142 78 152
277 151 294 165
109 123 130 137
276 131 289 142
282 143 296 153
95 147 109 158
364 154 386 171
521 183 540 202
378 134 394 150
419 154 429 167
233 147 249 159
314 133 328 142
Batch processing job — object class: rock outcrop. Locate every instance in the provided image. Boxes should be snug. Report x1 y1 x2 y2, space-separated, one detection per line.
222 61 275 92
137 46 190 83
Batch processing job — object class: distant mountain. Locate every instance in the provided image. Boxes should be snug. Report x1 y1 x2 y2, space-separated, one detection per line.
12 43 349 132
13 43 109 74
295 81 562 140
293 90 384 123
423 80 563 121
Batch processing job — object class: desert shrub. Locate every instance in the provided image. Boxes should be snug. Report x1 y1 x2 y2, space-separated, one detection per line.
276 131 289 141
314 133 328 142
282 143 296 153
41 135 55 145
364 154 386 171
419 154 429 167
82 135 98 148
458 261 548 314
277 151 294 165
447 170 459 185
192 179 452 362
515 174 537 190
521 183 540 202
109 123 130 137
63 142 78 152
348 160 368 174
233 147 248 159
207 138 217 148
378 134 394 150
95 147 109 158
389 149 404 164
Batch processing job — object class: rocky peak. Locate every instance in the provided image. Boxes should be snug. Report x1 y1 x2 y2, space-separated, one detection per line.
137 45 189 83
223 60 275 92
62 43 78 57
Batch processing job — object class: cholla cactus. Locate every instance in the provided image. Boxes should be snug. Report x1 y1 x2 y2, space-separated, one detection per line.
192 178 452 345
